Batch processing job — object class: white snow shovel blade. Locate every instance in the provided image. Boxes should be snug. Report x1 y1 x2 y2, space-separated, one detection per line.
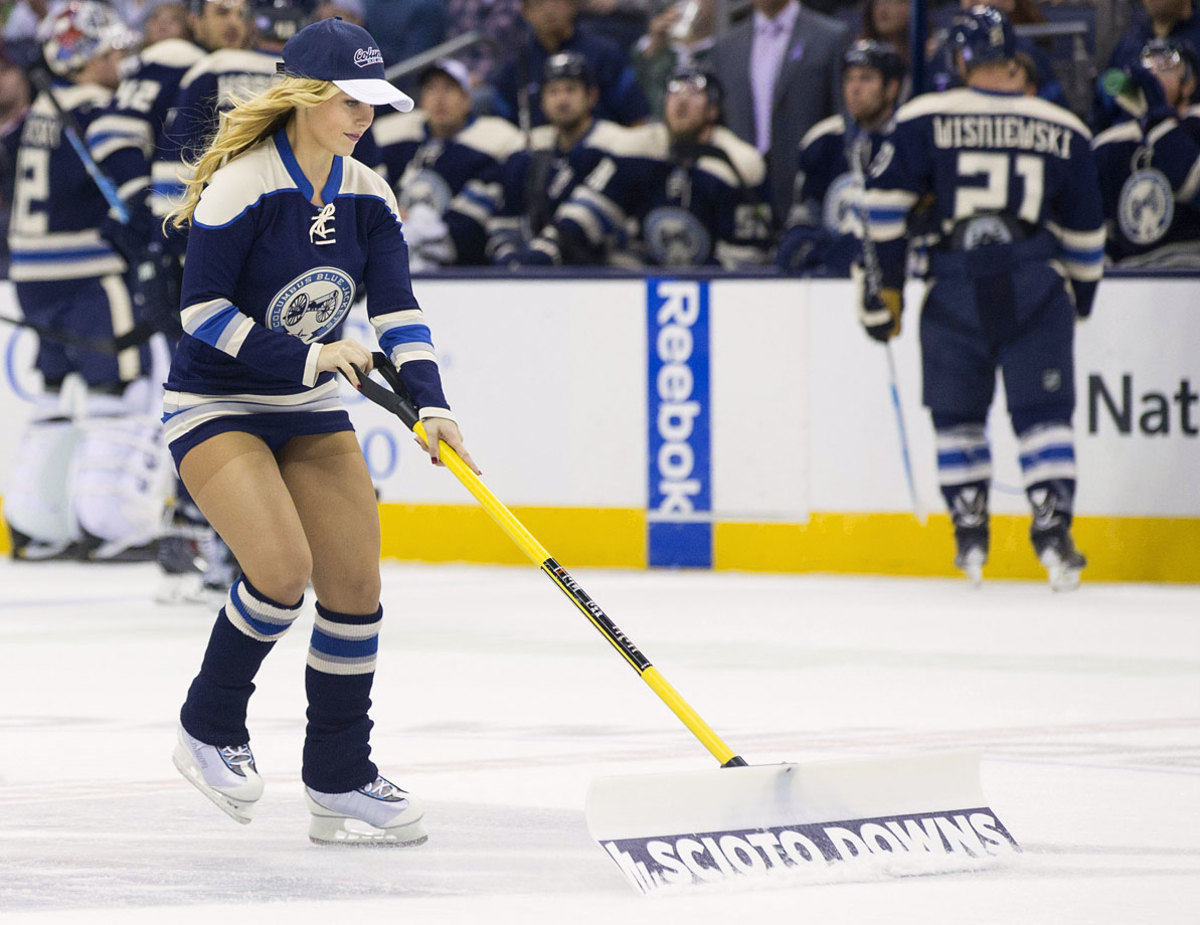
586 750 1019 894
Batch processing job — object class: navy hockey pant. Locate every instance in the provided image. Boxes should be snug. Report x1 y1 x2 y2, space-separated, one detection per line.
920 255 1076 434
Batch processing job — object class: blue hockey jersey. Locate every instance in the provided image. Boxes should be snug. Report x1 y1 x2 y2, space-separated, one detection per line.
152 47 281 233
86 38 206 211
7 80 125 282
165 129 450 418
863 88 1105 293
1093 105 1200 266
487 118 629 264
538 123 771 267
778 113 882 276
370 110 523 265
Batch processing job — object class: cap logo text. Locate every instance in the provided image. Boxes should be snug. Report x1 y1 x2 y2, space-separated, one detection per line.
353 46 383 68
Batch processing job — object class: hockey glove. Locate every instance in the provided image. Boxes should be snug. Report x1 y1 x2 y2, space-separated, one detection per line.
860 286 903 342
776 225 825 274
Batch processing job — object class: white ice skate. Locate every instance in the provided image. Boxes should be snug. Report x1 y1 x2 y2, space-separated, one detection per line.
954 545 986 588
306 776 427 846
1039 536 1086 592
172 725 263 824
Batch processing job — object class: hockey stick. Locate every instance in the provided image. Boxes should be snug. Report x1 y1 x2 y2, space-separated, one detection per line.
350 355 747 769
853 135 925 523
28 67 129 223
384 31 488 82
350 356 1020 892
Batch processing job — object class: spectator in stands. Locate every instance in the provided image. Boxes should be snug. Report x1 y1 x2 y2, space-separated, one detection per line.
490 0 650 129
1094 0 1200 129
313 0 363 26
140 1 192 44
487 50 632 264
2 0 50 68
862 0 909 61
708 0 851 228
447 0 526 91
632 0 716 119
371 58 524 268
928 0 1067 108
777 39 905 277
1094 38 1200 267
513 66 772 268
364 0 447 74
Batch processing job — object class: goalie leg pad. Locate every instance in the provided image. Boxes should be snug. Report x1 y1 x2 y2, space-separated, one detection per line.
70 381 173 559
4 398 82 557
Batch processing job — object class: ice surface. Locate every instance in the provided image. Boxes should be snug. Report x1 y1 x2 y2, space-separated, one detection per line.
1 561 1198 924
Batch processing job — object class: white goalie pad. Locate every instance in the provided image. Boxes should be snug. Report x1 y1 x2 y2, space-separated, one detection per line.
4 408 82 548
70 380 173 557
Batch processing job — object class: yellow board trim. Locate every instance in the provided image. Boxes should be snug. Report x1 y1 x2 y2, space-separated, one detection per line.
2 496 1195 583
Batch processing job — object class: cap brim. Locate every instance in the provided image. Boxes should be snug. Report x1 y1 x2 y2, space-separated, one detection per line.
334 78 414 112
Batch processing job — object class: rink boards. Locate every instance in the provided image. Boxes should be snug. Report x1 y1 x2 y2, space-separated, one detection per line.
0 275 1196 582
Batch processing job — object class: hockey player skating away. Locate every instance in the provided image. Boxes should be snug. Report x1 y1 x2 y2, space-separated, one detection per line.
369 57 524 269
1094 38 1200 268
4 1 172 563
164 17 478 844
86 0 255 601
487 50 632 266
515 65 771 267
778 39 906 277
859 6 1105 591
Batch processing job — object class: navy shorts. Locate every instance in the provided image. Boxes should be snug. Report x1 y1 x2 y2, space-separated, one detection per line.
162 381 354 470
165 409 354 470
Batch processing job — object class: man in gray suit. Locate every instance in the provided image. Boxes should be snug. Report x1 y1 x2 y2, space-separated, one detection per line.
709 0 851 226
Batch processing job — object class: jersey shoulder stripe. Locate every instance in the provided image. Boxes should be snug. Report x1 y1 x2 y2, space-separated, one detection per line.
896 87 1091 138
1093 120 1142 149
137 38 205 70
180 48 280 90
618 122 669 159
457 116 525 160
800 113 845 150
371 110 426 148
711 126 766 186
192 140 292 227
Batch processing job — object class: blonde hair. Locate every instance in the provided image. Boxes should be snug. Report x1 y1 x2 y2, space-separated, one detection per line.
167 77 341 229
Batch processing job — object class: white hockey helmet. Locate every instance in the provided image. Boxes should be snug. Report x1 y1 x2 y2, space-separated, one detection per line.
40 1 137 77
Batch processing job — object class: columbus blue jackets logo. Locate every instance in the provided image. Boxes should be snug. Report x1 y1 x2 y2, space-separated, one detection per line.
822 171 864 235
397 168 452 215
644 206 712 266
1118 168 1173 246
267 268 356 343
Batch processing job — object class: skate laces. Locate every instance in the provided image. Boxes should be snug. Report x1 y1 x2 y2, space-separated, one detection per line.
359 777 405 802
218 744 256 776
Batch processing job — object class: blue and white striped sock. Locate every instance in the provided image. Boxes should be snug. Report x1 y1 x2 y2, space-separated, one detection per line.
303 601 383 793
180 576 303 745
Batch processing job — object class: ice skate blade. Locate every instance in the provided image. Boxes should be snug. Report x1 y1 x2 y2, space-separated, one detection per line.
307 812 428 847
171 743 258 825
1039 551 1082 593
955 548 985 589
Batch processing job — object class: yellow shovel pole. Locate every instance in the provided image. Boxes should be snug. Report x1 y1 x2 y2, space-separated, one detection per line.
356 357 746 769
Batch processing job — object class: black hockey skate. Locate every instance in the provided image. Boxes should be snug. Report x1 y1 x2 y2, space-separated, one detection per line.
1034 530 1086 592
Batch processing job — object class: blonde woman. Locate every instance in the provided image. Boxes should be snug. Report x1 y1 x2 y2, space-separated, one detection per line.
165 17 478 845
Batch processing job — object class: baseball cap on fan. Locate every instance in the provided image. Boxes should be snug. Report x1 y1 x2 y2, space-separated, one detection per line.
278 17 414 111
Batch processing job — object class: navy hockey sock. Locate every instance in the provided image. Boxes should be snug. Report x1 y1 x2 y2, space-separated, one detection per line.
935 424 991 548
180 576 303 745
302 601 382 793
